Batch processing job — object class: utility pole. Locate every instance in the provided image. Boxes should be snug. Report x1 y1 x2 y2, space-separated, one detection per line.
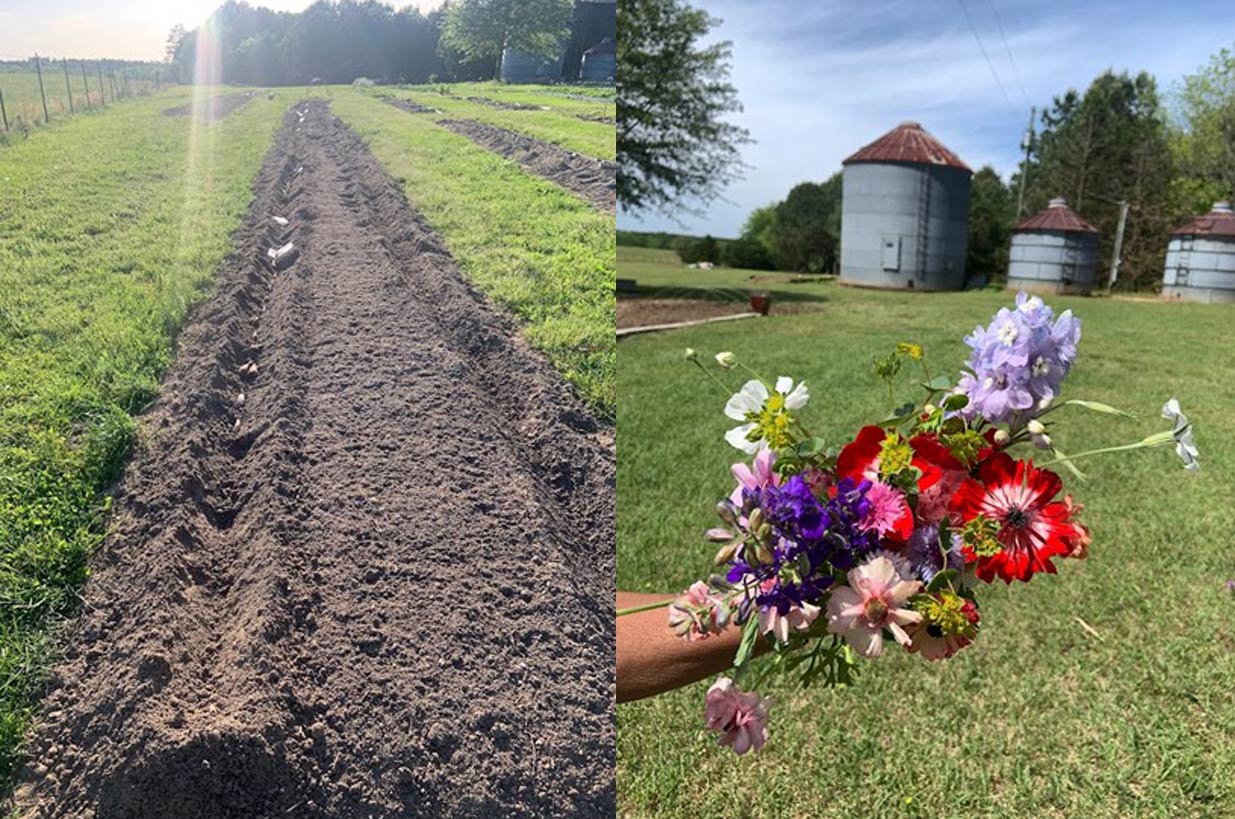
1106 200 1129 293
1015 106 1035 218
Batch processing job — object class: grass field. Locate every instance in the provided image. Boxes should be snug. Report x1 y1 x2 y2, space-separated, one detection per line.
427 80 616 119
332 91 614 413
379 84 615 160
0 84 304 786
617 249 1235 816
0 69 156 129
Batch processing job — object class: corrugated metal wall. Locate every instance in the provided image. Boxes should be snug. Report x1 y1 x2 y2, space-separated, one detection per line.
1162 235 1235 303
1007 231 1099 295
840 162 971 290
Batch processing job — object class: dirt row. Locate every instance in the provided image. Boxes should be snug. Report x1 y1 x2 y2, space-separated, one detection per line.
13 101 614 818
163 93 253 121
438 118 616 213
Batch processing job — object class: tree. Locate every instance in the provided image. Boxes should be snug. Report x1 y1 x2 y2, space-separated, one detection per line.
721 236 773 270
442 0 573 79
1021 70 1172 289
967 167 1014 280
740 204 780 267
165 25 187 64
673 234 718 264
766 175 843 273
1172 46 1235 209
618 0 750 213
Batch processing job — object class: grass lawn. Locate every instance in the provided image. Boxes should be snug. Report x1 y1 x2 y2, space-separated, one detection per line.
375 85 615 160
617 249 1235 816
331 90 615 416
424 80 616 120
0 70 154 132
0 85 298 789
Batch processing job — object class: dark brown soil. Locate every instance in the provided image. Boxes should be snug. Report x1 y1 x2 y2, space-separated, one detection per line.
462 96 544 111
163 93 252 120
12 101 614 818
378 96 437 115
616 298 823 330
438 118 615 213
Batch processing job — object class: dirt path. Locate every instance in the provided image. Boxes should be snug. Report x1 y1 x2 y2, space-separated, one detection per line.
13 101 614 818
378 96 438 115
163 93 253 120
438 118 616 213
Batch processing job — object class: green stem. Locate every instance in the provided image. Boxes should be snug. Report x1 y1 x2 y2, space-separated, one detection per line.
691 358 733 395
1038 437 1170 467
616 599 673 617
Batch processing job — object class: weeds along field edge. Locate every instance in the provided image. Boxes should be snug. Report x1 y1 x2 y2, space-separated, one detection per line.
330 90 615 416
376 86 615 161
0 86 297 786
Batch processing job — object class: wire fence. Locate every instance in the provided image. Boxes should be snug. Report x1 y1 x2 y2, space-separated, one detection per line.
0 55 168 135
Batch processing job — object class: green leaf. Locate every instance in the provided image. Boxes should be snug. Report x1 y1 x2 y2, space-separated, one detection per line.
942 392 969 412
922 375 953 392
1064 399 1136 418
1050 446 1088 481
880 402 917 427
926 568 959 593
733 617 760 670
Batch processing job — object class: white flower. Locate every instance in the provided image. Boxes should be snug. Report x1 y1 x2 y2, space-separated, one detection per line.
722 377 809 453
1161 398 1199 472
715 352 737 369
684 348 698 361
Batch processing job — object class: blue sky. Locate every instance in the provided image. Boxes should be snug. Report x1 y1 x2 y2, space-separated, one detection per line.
0 1 444 62
620 0 1235 238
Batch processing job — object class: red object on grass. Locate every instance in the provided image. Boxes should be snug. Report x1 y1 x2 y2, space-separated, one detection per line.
750 294 770 315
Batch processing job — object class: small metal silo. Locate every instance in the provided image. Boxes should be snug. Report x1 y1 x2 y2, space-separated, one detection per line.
839 122 972 291
1162 201 1235 303
499 49 565 84
580 38 616 83
1007 197 1099 295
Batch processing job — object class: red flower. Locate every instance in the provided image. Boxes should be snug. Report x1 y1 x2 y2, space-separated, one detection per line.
835 426 949 493
950 453 1074 583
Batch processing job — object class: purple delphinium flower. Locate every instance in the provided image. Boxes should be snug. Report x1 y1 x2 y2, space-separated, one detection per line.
905 524 965 584
724 477 881 623
957 292 1081 427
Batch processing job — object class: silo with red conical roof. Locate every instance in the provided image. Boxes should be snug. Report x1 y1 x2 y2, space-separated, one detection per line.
1162 201 1235 303
1007 197 1099 295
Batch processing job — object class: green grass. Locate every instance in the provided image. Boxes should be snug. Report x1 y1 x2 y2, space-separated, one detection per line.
419 80 615 120
0 85 296 789
376 85 615 160
0 70 155 131
331 90 614 415
617 254 1235 816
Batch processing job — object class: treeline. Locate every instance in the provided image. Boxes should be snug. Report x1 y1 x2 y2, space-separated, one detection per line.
706 46 1235 289
169 1 491 86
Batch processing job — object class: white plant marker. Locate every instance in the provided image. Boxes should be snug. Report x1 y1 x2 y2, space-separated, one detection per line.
272 216 289 226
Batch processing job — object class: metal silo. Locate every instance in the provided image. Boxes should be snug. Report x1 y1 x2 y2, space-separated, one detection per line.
580 38 616 83
1007 197 1099 295
1162 201 1235 303
839 122 972 290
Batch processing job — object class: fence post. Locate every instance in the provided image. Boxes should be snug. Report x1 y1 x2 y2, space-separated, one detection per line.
80 61 91 110
108 69 117 100
0 87 7 132
34 54 50 124
97 62 106 105
62 58 74 115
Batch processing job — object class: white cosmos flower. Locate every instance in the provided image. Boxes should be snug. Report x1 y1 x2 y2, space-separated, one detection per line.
723 377 809 453
1161 398 1200 472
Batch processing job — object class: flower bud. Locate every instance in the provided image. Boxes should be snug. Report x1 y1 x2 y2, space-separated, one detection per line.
715 352 737 369
684 348 698 362
923 404 937 415
1027 419 1046 435
993 429 1009 445
706 527 734 542
713 542 740 565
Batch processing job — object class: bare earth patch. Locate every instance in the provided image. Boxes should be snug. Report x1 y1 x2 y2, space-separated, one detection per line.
13 101 614 819
163 93 253 121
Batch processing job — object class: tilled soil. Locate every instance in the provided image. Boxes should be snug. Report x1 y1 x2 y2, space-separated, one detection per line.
12 101 614 818
163 93 253 120
438 118 615 213
462 96 545 111
378 96 437 115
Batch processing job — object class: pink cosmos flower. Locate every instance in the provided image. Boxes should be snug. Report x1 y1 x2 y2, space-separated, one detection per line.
704 677 770 755
860 481 912 540
826 555 923 657
668 581 730 641
730 447 779 505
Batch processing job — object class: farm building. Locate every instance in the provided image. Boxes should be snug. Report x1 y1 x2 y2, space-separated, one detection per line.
839 122 972 291
580 38 616 82
1006 197 1099 295
501 0 616 84
1162 201 1235 303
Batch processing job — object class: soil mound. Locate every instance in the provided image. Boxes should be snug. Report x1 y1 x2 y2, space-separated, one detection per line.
163 93 252 121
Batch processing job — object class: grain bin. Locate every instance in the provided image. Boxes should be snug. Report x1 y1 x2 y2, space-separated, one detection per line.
1162 201 1235 303
1006 198 1099 295
839 122 972 290
580 38 616 83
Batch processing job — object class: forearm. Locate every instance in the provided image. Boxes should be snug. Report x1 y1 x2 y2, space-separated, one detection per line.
616 592 758 703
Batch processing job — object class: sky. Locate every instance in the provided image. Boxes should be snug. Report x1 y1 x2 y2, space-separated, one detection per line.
621 0 1235 238
0 0 445 62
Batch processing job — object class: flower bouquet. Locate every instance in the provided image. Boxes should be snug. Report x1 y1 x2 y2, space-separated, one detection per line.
648 293 1198 755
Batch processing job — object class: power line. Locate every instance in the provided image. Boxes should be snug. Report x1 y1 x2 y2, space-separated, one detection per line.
987 0 1031 107
955 0 1017 114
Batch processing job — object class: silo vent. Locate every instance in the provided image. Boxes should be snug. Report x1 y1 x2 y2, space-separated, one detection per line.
1213 201 1232 213
1048 197 1068 208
